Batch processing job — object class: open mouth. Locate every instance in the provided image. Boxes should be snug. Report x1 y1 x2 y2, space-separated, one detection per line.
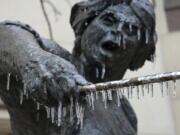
101 41 119 57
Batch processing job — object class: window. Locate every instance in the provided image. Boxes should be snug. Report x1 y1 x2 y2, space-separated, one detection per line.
164 0 180 32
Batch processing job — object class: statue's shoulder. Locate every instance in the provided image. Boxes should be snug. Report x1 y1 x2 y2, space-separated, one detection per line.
41 38 72 62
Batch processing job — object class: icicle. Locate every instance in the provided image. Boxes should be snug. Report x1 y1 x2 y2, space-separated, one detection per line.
26 92 29 99
130 86 134 99
116 89 121 107
166 81 169 96
137 29 141 40
20 92 24 105
136 86 140 99
37 102 40 110
172 80 177 97
90 92 95 110
95 91 99 100
63 107 67 117
80 106 85 129
160 82 164 97
87 94 92 107
51 107 55 123
141 85 145 97
101 64 106 79
129 24 132 32
96 68 99 79
101 91 107 109
85 22 88 26
46 106 51 119
107 90 112 100
16 75 18 81
58 102 62 126
145 29 149 44
146 84 150 94
23 83 27 95
151 83 154 97
76 102 80 125
6 73 11 90
122 36 126 49
36 112 40 121
70 97 74 122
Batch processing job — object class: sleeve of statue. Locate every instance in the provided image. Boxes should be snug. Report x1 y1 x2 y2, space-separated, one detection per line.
0 21 88 106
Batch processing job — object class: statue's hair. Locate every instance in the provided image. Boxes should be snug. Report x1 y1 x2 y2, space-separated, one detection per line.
70 0 157 70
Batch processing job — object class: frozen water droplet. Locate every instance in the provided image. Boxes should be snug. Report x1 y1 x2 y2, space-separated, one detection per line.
101 64 106 79
137 29 141 40
20 92 23 105
58 102 62 126
70 97 74 122
107 90 112 100
6 73 11 90
172 80 177 98
37 102 40 110
46 106 50 119
101 91 107 109
145 30 149 44
51 107 55 123
96 68 99 79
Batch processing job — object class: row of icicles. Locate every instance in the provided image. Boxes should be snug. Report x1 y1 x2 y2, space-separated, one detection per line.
6 73 178 129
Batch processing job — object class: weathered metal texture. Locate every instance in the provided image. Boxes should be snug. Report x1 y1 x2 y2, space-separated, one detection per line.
0 0 156 135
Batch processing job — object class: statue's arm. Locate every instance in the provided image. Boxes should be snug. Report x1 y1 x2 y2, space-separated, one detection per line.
0 22 87 105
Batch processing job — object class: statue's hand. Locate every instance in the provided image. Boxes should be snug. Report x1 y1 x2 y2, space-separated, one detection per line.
22 53 88 105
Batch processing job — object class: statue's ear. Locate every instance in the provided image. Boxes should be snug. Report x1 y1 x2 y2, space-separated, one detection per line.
128 31 157 71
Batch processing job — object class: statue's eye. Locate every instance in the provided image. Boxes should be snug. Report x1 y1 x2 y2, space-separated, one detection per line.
102 15 117 26
124 24 138 36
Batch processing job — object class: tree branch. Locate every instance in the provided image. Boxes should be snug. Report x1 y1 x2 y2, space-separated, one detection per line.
80 71 180 92
40 0 54 40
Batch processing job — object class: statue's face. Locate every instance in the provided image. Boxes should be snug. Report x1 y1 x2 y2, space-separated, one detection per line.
81 4 143 82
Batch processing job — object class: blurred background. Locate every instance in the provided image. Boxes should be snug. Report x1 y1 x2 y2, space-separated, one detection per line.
0 0 180 135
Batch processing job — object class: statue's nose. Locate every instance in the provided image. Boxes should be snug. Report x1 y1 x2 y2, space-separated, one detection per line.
101 41 120 57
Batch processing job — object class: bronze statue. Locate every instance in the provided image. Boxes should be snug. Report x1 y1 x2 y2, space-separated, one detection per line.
0 0 156 134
